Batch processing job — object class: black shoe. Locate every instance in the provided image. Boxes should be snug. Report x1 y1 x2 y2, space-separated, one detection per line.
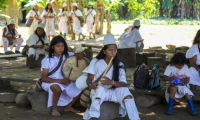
90 117 98 120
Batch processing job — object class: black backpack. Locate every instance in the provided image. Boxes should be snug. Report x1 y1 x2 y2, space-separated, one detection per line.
133 64 150 89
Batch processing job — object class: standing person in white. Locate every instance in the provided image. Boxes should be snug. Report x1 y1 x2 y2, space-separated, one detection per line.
83 34 140 120
41 36 84 116
41 1 56 40
26 23 49 68
186 29 200 90
58 3 71 40
1 19 23 53
26 3 41 35
118 19 144 52
84 2 96 39
70 2 85 41
163 52 197 115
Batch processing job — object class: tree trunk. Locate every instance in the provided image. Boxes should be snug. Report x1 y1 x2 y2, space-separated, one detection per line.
106 9 111 33
99 5 105 34
95 1 100 34
159 0 163 17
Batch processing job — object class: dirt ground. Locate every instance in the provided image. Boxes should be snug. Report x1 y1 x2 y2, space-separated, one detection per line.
1 58 200 120
1 24 200 120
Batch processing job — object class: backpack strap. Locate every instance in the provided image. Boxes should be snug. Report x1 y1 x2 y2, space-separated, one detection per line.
48 55 63 76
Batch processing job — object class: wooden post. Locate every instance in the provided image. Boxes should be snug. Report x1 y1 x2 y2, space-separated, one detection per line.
95 1 100 34
99 5 105 34
106 9 111 33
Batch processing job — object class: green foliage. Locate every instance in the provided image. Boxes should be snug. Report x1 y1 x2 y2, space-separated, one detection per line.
112 18 200 25
0 0 8 10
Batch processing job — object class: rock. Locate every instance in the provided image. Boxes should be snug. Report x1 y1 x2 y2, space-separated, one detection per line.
15 93 31 107
98 102 119 120
0 92 17 102
26 90 50 112
136 95 162 108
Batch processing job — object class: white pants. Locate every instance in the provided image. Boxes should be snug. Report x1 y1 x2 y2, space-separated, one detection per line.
189 67 200 86
42 82 81 107
27 48 48 60
83 86 140 120
2 37 23 52
73 20 82 34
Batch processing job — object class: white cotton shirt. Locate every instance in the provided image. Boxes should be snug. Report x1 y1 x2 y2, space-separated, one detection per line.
83 58 127 89
26 33 49 46
186 44 200 65
164 64 190 84
84 8 96 20
118 28 143 48
26 10 41 21
41 52 74 79
58 10 71 22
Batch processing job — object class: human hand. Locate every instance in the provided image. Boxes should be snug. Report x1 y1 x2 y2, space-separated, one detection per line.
35 17 40 20
61 78 70 85
90 82 98 90
38 45 44 49
100 76 112 85
181 76 190 83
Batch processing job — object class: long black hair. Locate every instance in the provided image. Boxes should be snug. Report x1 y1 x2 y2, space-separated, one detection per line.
34 27 46 44
45 3 53 13
7 24 16 36
170 52 186 66
48 36 69 58
96 45 124 82
192 29 200 45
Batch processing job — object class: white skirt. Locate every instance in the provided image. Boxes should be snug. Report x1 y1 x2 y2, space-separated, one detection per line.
165 85 194 103
189 67 200 86
42 82 81 107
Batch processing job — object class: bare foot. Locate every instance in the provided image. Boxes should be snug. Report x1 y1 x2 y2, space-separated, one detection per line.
51 109 61 116
64 107 80 113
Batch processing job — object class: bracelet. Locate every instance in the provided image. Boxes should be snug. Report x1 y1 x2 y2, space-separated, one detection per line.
112 80 115 86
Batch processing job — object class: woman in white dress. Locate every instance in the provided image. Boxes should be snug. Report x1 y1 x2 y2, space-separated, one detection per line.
41 2 56 40
163 52 197 115
186 30 200 90
83 34 140 120
84 2 96 39
41 36 84 116
26 23 49 68
70 2 85 41
1 19 23 53
26 3 41 35
58 3 71 40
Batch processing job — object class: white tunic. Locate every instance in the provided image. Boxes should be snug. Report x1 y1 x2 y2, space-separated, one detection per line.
83 59 140 120
118 29 143 48
186 44 200 86
164 65 194 103
26 10 41 35
1 26 23 51
41 53 81 107
84 8 96 33
71 9 83 34
26 33 49 60
58 10 71 34
41 9 56 36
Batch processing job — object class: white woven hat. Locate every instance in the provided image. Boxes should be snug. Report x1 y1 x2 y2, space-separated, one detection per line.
9 19 15 25
62 3 67 7
103 34 116 46
88 2 92 5
133 18 140 26
37 23 45 29
72 2 78 7
46 0 51 5
33 1 37 6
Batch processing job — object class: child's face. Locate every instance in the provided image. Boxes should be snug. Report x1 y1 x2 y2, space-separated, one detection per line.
175 64 184 69
53 42 64 56
47 4 52 9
